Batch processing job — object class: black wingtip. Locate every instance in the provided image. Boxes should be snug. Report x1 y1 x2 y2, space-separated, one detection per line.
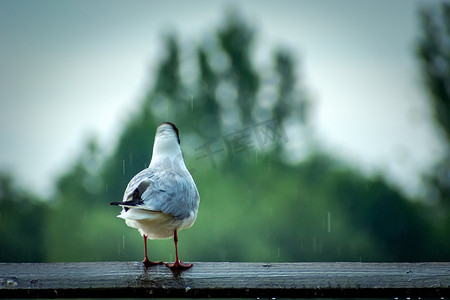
110 202 122 206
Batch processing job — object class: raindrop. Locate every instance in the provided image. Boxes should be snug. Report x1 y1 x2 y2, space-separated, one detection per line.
123 235 125 250
191 95 194 111
122 159 126 175
327 211 331 233
277 248 280 258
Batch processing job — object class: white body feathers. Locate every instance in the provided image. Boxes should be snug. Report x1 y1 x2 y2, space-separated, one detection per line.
116 123 199 239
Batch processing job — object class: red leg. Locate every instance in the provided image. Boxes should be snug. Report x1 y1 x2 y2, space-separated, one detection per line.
142 235 162 267
165 230 193 269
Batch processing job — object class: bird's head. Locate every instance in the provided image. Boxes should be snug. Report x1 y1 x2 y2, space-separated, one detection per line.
156 122 180 144
152 122 181 157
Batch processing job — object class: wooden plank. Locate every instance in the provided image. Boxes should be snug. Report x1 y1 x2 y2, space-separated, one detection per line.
0 262 449 298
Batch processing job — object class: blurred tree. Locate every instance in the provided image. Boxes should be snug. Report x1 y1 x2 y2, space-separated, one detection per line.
272 48 310 154
217 10 260 126
195 46 221 140
192 11 312 163
273 50 295 125
150 35 188 123
417 3 450 212
153 35 181 101
0 173 47 262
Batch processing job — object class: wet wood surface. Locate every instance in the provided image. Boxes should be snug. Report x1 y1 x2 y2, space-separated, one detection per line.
0 262 449 298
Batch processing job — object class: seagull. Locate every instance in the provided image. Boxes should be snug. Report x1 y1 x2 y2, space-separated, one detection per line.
110 122 200 269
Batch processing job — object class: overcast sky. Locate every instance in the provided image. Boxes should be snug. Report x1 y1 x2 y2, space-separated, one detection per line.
0 0 445 197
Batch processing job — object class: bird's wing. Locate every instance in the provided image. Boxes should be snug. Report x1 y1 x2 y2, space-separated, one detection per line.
142 168 199 220
120 168 199 220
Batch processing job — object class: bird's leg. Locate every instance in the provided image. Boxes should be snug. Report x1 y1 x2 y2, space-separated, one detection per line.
165 230 193 269
142 235 162 267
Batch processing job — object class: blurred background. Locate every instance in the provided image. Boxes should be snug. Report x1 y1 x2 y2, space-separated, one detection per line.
0 0 449 263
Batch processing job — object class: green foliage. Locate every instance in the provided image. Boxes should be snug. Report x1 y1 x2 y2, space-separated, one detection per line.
217 11 259 126
418 3 450 144
417 3 450 221
1 9 449 263
0 174 47 262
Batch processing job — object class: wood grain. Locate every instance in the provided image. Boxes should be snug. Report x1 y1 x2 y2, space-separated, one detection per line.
1 262 449 298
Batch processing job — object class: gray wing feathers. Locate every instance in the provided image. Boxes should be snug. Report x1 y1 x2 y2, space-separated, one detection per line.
123 168 199 220
123 170 153 201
